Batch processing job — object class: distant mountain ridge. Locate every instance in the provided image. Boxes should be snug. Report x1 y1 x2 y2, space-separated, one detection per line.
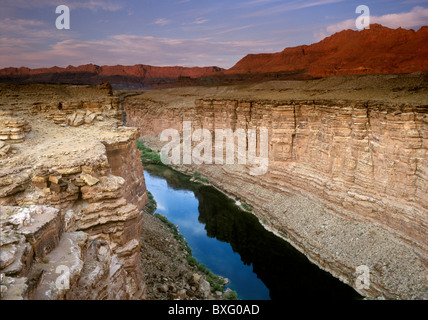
0 24 427 88
0 64 223 88
226 24 428 77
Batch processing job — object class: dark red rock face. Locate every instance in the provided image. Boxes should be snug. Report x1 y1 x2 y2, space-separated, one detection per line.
227 24 428 77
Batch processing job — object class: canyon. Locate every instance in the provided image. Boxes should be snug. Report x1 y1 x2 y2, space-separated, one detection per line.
0 72 427 300
124 72 428 300
0 23 427 300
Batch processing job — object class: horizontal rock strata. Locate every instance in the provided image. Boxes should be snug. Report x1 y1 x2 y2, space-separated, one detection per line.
0 84 148 300
124 76 428 299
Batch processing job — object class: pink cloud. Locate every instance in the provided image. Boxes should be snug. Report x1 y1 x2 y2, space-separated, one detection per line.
0 34 280 68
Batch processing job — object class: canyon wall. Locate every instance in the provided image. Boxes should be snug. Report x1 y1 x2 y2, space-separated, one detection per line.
124 75 428 299
0 84 148 300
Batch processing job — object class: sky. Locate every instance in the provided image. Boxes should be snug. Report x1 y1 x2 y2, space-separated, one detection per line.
1 0 427 69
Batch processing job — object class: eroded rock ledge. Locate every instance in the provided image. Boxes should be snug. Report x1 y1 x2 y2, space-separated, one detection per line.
124 74 428 299
0 84 148 300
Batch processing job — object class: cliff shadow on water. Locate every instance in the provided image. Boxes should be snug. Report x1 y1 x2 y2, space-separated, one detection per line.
144 164 361 300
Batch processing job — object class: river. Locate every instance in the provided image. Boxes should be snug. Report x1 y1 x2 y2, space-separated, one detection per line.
143 164 361 300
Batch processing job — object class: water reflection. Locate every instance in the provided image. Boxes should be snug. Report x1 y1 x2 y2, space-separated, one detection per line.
144 164 361 300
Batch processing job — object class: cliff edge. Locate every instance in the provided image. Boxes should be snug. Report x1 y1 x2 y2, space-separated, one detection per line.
0 83 148 299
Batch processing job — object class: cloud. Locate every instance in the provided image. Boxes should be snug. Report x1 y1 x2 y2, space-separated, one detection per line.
210 24 256 35
243 0 344 18
402 0 428 4
154 18 172 26
192 18 209 25
181 17 210 26
315 6 428 41
370 6 428 28
0 34 281 69
0 18 46 33
69 1 123 12
234 0 282 8
246 0 281 5
1 0 123 12
0 18 70 39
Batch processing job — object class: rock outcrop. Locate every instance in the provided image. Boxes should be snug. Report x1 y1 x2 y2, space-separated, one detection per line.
0 141 11 158
124 73 428 299
0 84 148 300
0 110 31 143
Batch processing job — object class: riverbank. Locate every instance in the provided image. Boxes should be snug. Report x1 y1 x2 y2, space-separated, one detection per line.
140 189 237 300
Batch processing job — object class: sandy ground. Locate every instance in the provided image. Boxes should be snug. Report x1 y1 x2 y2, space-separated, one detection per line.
122 71 428 107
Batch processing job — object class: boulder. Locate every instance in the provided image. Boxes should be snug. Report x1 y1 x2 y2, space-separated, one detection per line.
199 279 211 298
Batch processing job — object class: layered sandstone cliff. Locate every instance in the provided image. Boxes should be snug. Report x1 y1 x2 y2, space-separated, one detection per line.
0 84 148 299
124 73 428 299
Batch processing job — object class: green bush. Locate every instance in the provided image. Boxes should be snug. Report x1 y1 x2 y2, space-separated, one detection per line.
187 256 198 267
155 213 176 230
224 290 238 300
200 177 210 184
145 191 157 214
136 140 162 164
193 171 210 184
241 202 253 212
